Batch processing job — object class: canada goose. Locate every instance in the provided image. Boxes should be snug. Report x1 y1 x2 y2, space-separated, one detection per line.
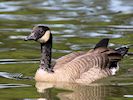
24 25 128 84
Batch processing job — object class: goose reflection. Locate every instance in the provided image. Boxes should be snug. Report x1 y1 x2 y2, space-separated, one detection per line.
35 82 113 100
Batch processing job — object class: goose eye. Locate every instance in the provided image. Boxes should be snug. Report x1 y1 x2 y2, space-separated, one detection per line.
39 30 43 33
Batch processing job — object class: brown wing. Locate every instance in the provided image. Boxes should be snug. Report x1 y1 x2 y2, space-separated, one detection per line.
54 38 110 69
88 47 123 69
53 51 109 82
54 48 110 70
93 47 122 69
54 51 87 69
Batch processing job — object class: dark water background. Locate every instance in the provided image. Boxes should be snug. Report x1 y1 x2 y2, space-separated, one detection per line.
0 0 133 100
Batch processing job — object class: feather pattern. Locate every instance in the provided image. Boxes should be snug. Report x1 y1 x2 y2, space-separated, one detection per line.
35 48 121 83
55 51 86 68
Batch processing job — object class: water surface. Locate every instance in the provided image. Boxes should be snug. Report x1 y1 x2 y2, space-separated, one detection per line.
0 0 133 100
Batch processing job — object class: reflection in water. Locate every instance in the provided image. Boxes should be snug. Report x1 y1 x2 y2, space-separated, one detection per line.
36 82 113 100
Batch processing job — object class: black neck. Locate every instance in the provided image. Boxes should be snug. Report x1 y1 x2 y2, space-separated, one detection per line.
40 34 53 72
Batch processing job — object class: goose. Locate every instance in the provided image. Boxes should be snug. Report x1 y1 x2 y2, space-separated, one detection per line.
24 25 128 84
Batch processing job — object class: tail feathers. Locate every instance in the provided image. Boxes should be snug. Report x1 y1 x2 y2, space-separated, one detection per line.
115 46 129 56
94 38 109 49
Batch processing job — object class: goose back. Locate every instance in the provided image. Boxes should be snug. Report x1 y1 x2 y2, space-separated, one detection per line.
55 51 86 69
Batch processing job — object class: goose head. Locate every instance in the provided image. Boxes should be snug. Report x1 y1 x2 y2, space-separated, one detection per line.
25 25 53 72
25 25 52 44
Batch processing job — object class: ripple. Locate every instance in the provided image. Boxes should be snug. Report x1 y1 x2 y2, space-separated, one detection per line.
36 0 94 14
0 42 3 45
63 29 75 33
108 25 133 31
0 28 31 32
0 59 39 64
124 95 133 98
70 44 81 50
57 49 71 53
15 28 31 32
0 1 21 12
58 11 78 17
109 0 133 13
53 37 66 43
0 48 16 52
36 24 66 29
9 35 26 39
82 32 122 38
0 83 31 89
61 34 76 38
0 14 38 21
0 71 33 80
112 82 133 86
0 72 23 79
70 44 93 50
47 17 74 21
99 15 111 22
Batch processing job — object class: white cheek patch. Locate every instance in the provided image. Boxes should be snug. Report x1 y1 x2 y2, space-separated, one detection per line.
38 30 50 43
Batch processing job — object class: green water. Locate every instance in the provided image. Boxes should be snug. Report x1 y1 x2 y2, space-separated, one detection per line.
0 0 133 100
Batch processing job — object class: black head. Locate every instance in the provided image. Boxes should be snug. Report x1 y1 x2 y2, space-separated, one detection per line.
25 25 51 43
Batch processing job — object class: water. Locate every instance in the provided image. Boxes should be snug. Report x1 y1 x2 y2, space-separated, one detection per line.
0 0 133 100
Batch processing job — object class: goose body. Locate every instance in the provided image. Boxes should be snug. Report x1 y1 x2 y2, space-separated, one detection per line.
25 25 128 84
